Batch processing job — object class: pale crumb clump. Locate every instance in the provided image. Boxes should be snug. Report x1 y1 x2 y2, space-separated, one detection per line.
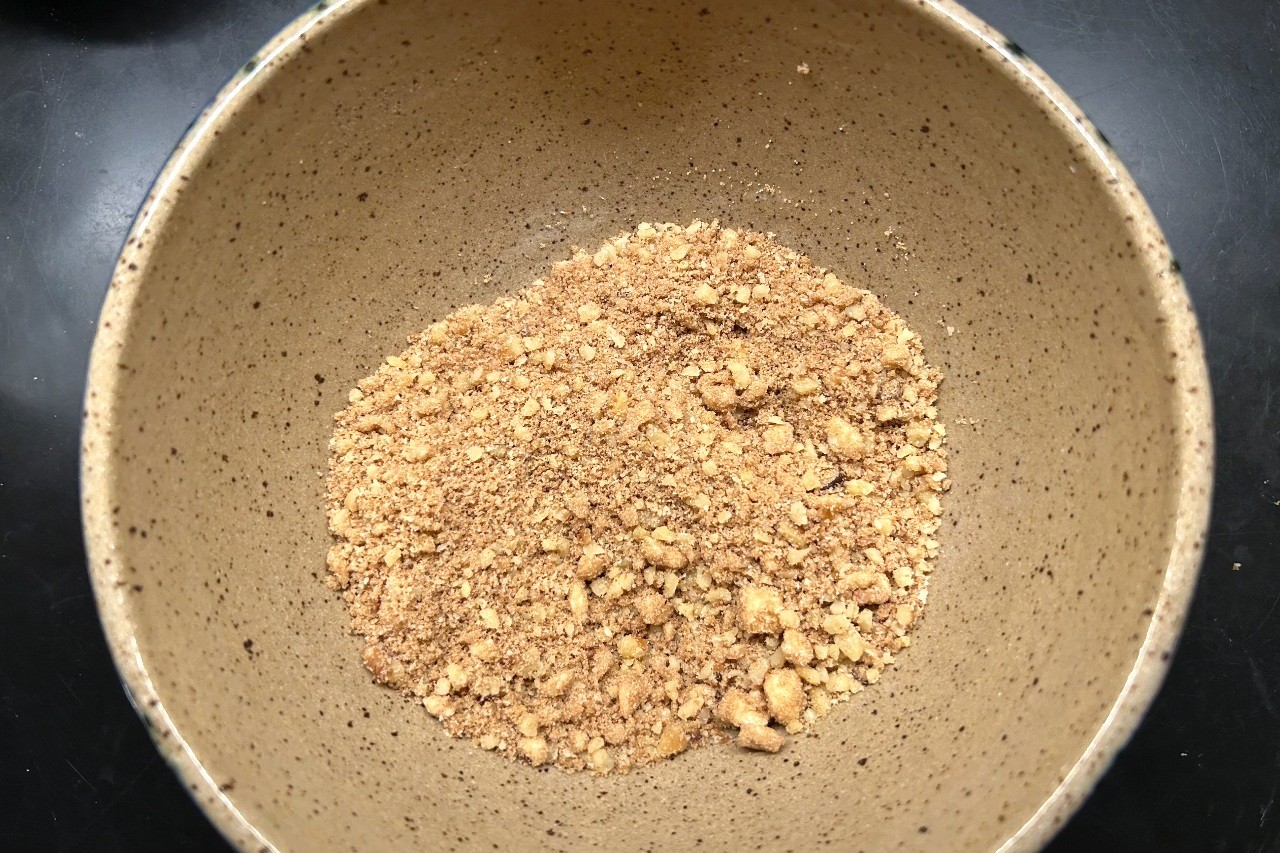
325 221 948 774
739 723 786 753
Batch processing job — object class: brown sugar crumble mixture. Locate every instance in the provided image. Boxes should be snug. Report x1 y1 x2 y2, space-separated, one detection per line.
325 221 948 773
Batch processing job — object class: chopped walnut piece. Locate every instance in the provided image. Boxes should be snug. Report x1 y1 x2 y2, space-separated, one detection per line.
635 591 672 625
763 668 807 724
791 376 821 396
617 674 645 717
780 629 815 666
762 423 795 455
576 543 610 579
518 736 550 766
738 586 784 635
881 342 913 371
589 747 615 773
738 724 785 753
715 689 769 728
826 416 867 460
640 537 688 570
691 283 720 305
656 721 689 757
617 635 648 660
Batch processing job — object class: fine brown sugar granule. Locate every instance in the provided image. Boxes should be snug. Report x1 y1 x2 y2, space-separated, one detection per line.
325 221 948 773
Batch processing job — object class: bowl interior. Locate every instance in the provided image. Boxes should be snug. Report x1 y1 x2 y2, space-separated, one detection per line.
84 0 1208 849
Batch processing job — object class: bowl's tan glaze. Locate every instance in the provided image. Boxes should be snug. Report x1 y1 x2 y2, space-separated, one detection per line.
81 0 1212 850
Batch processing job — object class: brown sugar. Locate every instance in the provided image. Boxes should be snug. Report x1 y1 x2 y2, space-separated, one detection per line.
324 221 948 773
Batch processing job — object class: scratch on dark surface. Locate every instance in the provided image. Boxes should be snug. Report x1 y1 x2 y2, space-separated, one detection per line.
1249 589 1280 635
57 673 86 709
1147 0 1180 44
211 18 239 67
1245 652 1278 720
65 758 96 794
97 753 159 818
50 591 92 610
30 754 58 829
1076 72 1151 101
64 753 160 848
17 61 53 266
0 279 10 347
1261 377 1278 438
1193 126 1232 259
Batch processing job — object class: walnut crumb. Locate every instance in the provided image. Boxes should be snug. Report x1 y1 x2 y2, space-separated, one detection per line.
325 221 948 774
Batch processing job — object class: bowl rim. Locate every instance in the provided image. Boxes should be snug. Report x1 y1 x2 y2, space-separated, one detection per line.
79 0 1214 850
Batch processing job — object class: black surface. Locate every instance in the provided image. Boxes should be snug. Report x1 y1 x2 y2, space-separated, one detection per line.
0 1 1275 850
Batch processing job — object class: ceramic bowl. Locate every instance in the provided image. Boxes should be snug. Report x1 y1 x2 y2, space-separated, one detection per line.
82 0 1212 849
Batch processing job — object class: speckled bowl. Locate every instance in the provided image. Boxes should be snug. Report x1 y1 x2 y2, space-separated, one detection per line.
82 0 1212 850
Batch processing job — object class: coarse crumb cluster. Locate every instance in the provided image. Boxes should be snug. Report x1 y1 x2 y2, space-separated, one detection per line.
325 221 948 773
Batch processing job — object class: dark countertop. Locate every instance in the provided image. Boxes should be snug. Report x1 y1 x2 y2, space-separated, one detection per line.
0 1 1276 850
